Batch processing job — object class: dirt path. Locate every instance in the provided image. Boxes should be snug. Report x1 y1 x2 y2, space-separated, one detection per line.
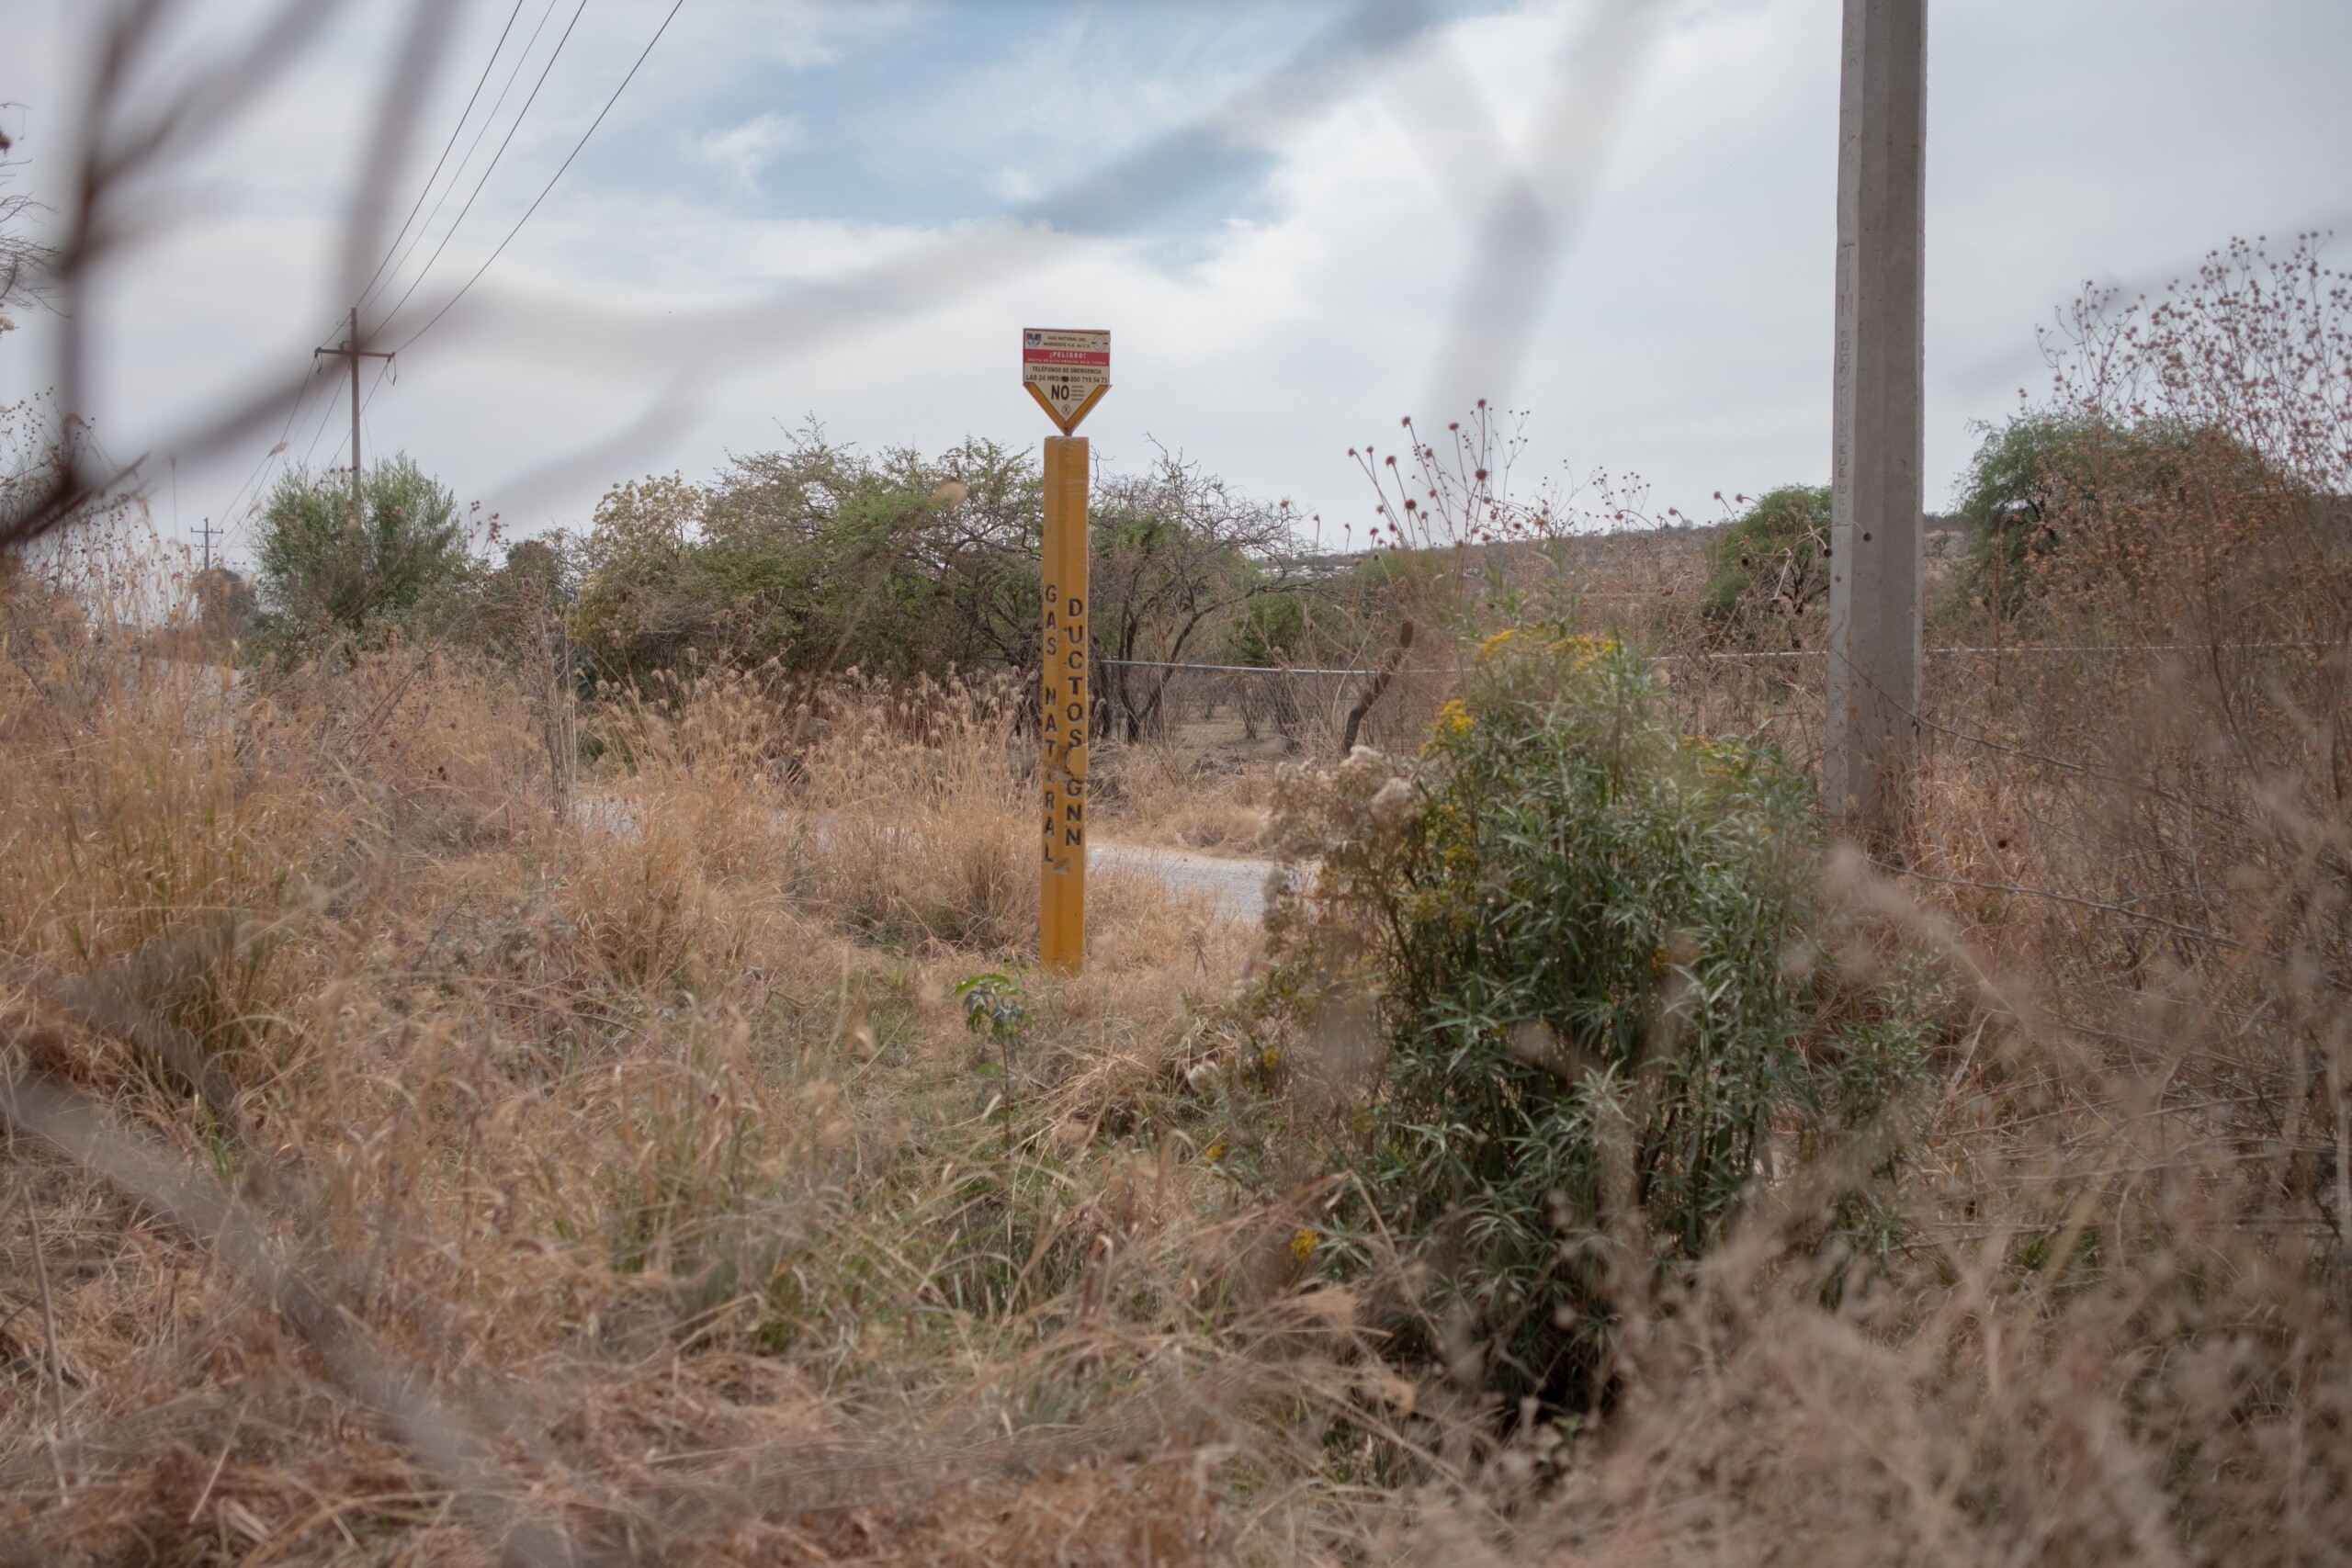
1092 841 1283 925
581 793 1286 925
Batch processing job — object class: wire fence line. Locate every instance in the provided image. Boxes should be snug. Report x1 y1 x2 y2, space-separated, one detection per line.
1095 635 2352 760
1101 641 2352 678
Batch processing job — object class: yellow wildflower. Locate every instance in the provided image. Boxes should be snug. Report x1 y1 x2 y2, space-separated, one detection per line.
1436 699 1474 738
1290 1228 1320 1265
1478 627 1519 659
1544 632 1622 674
1203 1136 1228 1164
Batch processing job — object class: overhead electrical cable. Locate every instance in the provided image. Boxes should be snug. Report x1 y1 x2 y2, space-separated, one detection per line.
392 0 689 355
372 0 592 340
354 0 532 317
295 354 356 471
219 3 537 536
362 0 565 321
217 361 329 528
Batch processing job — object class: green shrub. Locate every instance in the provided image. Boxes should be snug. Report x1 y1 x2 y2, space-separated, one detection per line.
1262 630 1942 1407
252 454 477 653
1942 412 2278 624
1700 483 1830 629
1946 413 2090 621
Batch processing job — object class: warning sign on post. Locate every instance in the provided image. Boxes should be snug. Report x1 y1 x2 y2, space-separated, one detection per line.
1022 328 1110 433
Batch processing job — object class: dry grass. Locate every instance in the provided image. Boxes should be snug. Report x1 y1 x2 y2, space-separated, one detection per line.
0 566 1396 1565
1091 739 1272 857
10 564 2346 1567
8 240 2352 1565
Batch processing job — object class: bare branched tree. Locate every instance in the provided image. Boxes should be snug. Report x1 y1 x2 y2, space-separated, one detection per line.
0 115 54 323
1091 446 1305 740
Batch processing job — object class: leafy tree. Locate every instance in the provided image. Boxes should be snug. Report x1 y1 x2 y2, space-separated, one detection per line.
190 566 258 647
1945 412 2276 624
253 455 475 650
571 433 1045 683
569 474 703 679
1222 590 1307 666
475 536 579 662
1948 414 2093 620
567 430 1300 721
703 432 1040 677
1700 483 1830 633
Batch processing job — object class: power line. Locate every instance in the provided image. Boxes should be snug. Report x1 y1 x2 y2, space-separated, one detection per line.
361 0 566 321
353 0 532 318
296 352 356 471
316 0 616 518
374 0 591 342
392 0 688 355
219 6 541 535
217 359 330 529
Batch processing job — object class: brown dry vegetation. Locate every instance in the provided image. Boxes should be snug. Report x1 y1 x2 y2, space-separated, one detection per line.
0 570 1367 1565
6 239 2352 1565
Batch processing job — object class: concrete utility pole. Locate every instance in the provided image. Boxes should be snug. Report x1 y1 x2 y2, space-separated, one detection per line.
1826 0 1927 849
315 306 393 525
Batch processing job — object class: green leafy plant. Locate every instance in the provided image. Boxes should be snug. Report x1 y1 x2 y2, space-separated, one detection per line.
1262 630 1943 1410
252 453 479 654
954 969 1029 1080
1946 413 2091 621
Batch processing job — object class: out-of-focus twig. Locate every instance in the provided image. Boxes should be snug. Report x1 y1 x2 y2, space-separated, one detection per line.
0 1066 593 1568
0 933 247 1138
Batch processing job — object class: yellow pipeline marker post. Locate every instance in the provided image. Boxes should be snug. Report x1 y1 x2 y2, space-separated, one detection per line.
1023 328 1109 974
1040 437 1089 972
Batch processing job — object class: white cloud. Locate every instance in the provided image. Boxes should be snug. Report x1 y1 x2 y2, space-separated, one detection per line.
990 167 1041 204
695 112 802 190
6 0 2351 558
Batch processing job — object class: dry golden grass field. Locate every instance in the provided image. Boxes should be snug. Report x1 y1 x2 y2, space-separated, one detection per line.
6 239 2352 1565
7 479 2352 1567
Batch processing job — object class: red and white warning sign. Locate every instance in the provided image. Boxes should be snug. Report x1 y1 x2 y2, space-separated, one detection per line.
1022 328 1110 432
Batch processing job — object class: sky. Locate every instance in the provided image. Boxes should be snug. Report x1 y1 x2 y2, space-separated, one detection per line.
1 0 2348 566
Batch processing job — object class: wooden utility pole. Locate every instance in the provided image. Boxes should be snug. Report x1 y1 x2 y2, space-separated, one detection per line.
195 516 220 573
1826 0 1927 848
314 307 393 524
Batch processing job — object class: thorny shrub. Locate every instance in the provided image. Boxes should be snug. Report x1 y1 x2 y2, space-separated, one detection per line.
1699 482 1832 641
